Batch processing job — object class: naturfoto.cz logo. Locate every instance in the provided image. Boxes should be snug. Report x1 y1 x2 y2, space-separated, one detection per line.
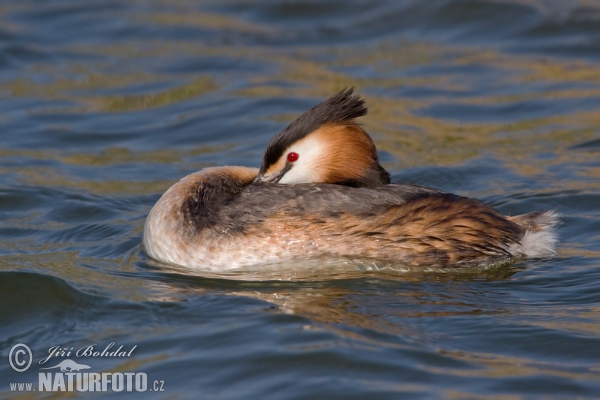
7 343 165 393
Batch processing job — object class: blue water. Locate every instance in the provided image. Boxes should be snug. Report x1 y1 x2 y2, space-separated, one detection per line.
1 1 600 398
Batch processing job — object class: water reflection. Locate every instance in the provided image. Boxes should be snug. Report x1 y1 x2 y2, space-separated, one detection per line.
138 258 521 335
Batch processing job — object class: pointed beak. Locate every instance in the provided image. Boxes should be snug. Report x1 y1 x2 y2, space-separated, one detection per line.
254 164 291 184
254 170 283 184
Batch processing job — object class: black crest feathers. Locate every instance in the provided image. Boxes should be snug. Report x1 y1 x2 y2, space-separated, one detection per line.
259 88 367 174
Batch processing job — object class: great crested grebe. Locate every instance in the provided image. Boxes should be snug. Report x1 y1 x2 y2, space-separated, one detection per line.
143 89 559 271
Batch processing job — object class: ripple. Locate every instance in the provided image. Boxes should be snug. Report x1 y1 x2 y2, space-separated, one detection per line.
1 0 599 398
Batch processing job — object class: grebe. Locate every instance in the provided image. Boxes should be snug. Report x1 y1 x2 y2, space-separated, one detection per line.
143 89 558 271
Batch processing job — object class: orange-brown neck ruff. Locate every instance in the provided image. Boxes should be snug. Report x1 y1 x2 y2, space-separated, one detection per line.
313 124 390 187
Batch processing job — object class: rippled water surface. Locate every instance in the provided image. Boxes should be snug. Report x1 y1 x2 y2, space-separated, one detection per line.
1 1 600 398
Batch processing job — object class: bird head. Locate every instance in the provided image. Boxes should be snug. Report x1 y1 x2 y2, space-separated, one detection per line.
255 88 390 188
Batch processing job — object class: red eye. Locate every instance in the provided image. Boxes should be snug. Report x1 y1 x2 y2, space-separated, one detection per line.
287 152 299 163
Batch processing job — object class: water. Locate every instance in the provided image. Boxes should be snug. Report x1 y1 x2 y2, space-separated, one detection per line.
1 0 600 398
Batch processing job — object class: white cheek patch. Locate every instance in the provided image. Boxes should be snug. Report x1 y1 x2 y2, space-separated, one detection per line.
278 136 324 184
